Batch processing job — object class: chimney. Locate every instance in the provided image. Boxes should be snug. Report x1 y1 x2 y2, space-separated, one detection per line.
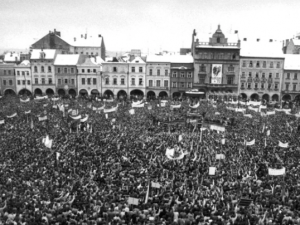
269 39 273 42
81 34 83 38
234 30 238 34
257 39 260 42
243 38 247 41
74 37 76 42
98 34 101 38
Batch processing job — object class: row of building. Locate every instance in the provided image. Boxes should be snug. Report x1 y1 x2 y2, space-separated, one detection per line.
1 26 300 102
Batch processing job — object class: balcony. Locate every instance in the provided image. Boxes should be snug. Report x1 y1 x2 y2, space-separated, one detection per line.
146 86 169 90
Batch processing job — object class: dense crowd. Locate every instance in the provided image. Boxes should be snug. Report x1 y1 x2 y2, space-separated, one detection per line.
0 94 300 225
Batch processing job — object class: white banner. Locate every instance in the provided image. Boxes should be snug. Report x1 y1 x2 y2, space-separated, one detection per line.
247 101 261 106
104 106 118 113
248 106 259 112
246 139 255 146
35 96 48 100
211 64 222 84
266 111 275 115
189 102 199 109
132 103 144 108
25 110 31 114
38 115 47 121
80 115 89 122
268 167 286 176
236 108 246 113
209 167 216 175
51 97 60 101
165 148 174 157
20 98 30 103
129 109 135 115
278 141 289 148
210 125 225 132
170 104 181 109
244 114 252 118
69 115 81 120
216 154 225 160
0 120 4 124
7 113 17 118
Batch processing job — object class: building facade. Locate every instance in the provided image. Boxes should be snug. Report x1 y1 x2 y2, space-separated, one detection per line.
54 54 86 97
30 49 57 96
192 26 240 99
281 55 300 102
101 61 129 98
283 34 300 54
128 56 146 98
170 55 194 98
146 55 170 98
0 63 16 95
77 57 102 96
239 39 285 102
15 60 32 95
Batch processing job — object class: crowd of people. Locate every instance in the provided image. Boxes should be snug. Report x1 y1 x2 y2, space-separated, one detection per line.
0 94 300 225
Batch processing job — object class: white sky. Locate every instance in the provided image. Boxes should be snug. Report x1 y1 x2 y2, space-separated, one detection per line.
0 0 300 53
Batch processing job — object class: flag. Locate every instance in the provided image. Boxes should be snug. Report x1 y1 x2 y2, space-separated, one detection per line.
221 138 225 145
262 124 265 133
268 167 286 176
264 138 267 147
105 114 108 119
0 120 4 125
145 180 150 203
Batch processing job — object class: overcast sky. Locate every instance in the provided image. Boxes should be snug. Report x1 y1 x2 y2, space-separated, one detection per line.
1 0 300 53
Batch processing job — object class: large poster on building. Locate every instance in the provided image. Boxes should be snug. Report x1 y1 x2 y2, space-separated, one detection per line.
211 64 222 84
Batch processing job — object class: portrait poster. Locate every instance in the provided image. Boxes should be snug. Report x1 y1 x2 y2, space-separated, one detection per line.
211 64 222 84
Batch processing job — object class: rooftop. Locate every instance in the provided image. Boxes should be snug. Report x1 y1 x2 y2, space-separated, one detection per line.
4 52 20 62
65 34 103 47
30 49 57 60
284 54 300 70
54 54 84 65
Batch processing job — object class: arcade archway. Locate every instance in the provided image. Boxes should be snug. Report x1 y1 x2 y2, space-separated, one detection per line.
34 88 42 96
117 90 127 99
58 89 65 96
79 89 88 96
272 94 279 102
46 88 54 96
68 89 77 97
159 91 168 98
295 94 300 102
172 92 180 98
103 90 114 98
130 89 144 97
147 91 156 99
282 94 291 101
250 93 259 101
262 94 270 102
240 93 247 100
4 89 16 96
18 89 32 96
91 89 99 97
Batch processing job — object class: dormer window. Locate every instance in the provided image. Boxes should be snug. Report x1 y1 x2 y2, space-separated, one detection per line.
249 61 253 67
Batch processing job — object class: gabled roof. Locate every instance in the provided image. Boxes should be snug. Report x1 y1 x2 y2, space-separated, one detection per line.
54 54 82 65
4 52 20 62
78 57 100 66
129 56 145 63
284 55 300 70
240 39 284 58
31 49 57 60
16 60 30 67
66 35 103 47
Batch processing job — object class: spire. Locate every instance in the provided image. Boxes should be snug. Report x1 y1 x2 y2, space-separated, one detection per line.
216 24 222 33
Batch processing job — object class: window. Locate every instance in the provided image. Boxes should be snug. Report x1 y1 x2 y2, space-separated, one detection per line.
71 79 75 85
34 66 38 73
27 80 30 85
180 82 185 88
268 84 272 89
113 78 117 85
228 65 234 72
87 78 91 85
275 83 278 90
157 69 160 76
82 69 85 73
17 80 21 85
172 72 177 77
261 83 264 89
42 78 45 84
64 68 67 73
41 66 45 73
293 84 297 91
35 78 38 84
255 73 259 78
131 67 135 72
121 78 125 85
276 73 279 79
149 69 152 75
187 82 192 88
4 70 6 75
93 69 96 73
113 67 117 72
48 66 51 72
165 70 168 76
249 61 253 67
8 70 11 75
270 62 273 68
263 61 266 68
93 78 96 85
3 80 6 85
256 61 260 67
57 68 61 73
242 72 245 78
87 69 90 73
180 72 185 78
149 80 153 87
64 79 68 84
156 80 161 87
17 71 20 76
164 80 168 87
82 78 85 85
276 62 280 68
262 73 265 78
286 83 289 90
227 76 234 84
217 37 220 43
241 83 245 88
269 73 272 78
247 83 251 89
105 77 109 85
71 68 74 73
131 78 135 85
294 73 298 80
254 83 258 89
139 78 143 85
172 82 177 87
187 72 192 78
200 64 206 72
248 72 252 77
139 67 143 72
49 78 52 84
26 72 29 76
